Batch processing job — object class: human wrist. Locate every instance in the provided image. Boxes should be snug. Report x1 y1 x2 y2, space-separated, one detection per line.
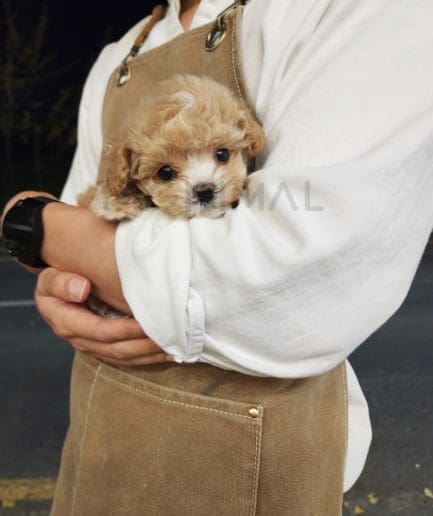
40 201 68 267
40 203 126 311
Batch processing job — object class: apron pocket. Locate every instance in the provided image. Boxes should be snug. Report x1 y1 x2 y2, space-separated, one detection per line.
60 353 263 516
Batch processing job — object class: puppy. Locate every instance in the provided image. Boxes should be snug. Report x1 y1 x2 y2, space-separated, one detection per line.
77 74 266 318
77 74 265 220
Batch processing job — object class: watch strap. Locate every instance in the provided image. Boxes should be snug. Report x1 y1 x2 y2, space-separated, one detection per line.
2 196 60 268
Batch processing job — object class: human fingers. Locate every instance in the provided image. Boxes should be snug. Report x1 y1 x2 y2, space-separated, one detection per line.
69 336 165 360
35 293 145 343
36 267 92 303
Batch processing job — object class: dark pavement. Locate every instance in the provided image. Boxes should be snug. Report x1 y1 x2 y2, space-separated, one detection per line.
0 247 432 515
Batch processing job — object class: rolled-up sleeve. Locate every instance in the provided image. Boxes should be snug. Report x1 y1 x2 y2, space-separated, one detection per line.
115 2 433 378
116 128 433 377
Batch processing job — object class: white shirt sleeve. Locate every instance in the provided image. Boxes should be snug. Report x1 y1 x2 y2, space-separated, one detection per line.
115 2 433 378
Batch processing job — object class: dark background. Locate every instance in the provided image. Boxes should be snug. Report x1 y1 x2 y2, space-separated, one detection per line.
0 0 162 208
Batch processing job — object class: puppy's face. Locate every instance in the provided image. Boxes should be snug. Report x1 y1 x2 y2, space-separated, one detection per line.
107 77 266 219
130 147 247 219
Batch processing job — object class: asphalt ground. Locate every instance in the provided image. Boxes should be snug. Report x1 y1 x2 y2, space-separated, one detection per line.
0 247 432 515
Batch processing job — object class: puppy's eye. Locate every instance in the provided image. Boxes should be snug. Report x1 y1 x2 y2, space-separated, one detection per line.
157 166 176 181
215 148 230 163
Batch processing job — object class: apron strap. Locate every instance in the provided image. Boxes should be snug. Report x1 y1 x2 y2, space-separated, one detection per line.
134 4 168 48
117 4 168 87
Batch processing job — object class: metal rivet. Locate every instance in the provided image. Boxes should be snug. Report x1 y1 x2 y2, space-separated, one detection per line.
248 407 259 418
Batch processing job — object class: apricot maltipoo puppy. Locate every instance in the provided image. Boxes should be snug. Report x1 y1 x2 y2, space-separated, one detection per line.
77 74 265 220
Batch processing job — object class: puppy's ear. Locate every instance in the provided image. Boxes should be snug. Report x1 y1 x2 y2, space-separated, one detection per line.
106 146 140 198
238 110 266 157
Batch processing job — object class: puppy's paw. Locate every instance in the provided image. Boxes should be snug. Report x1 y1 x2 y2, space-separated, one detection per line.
86 295 130 319
89 184 152 221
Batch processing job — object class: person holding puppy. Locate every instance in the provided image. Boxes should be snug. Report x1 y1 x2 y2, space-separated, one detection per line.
2 0 433 514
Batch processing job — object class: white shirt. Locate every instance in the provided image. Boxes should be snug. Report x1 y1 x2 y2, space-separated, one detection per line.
61 0 433 492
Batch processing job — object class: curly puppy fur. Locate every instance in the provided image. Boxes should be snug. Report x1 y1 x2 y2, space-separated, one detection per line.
77 74 266 220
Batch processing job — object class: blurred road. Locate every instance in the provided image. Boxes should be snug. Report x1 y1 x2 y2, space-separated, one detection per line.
0 247 432 515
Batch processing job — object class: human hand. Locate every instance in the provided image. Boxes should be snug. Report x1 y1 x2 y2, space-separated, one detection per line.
35 267 174 366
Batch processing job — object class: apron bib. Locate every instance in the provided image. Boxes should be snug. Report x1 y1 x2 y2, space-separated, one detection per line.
51 4 348 515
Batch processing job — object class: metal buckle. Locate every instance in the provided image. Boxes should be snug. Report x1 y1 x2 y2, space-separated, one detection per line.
206 0 248 52
206 17 227 52
117 62 131 87
116 44 141 87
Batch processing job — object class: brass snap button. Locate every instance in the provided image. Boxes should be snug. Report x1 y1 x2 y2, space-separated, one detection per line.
248 407 259 418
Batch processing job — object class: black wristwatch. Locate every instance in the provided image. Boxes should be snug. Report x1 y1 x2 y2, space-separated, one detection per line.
1 196 60 268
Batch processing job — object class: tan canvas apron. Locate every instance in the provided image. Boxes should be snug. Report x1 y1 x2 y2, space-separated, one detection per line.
51 3 348 515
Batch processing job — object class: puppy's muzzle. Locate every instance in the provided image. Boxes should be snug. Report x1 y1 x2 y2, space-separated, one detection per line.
194 183 215 204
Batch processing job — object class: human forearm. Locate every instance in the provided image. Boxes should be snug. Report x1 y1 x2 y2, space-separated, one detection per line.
41 201 131 314
2 191 171 363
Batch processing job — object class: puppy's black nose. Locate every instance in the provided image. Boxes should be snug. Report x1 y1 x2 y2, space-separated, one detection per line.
194 183 215 204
